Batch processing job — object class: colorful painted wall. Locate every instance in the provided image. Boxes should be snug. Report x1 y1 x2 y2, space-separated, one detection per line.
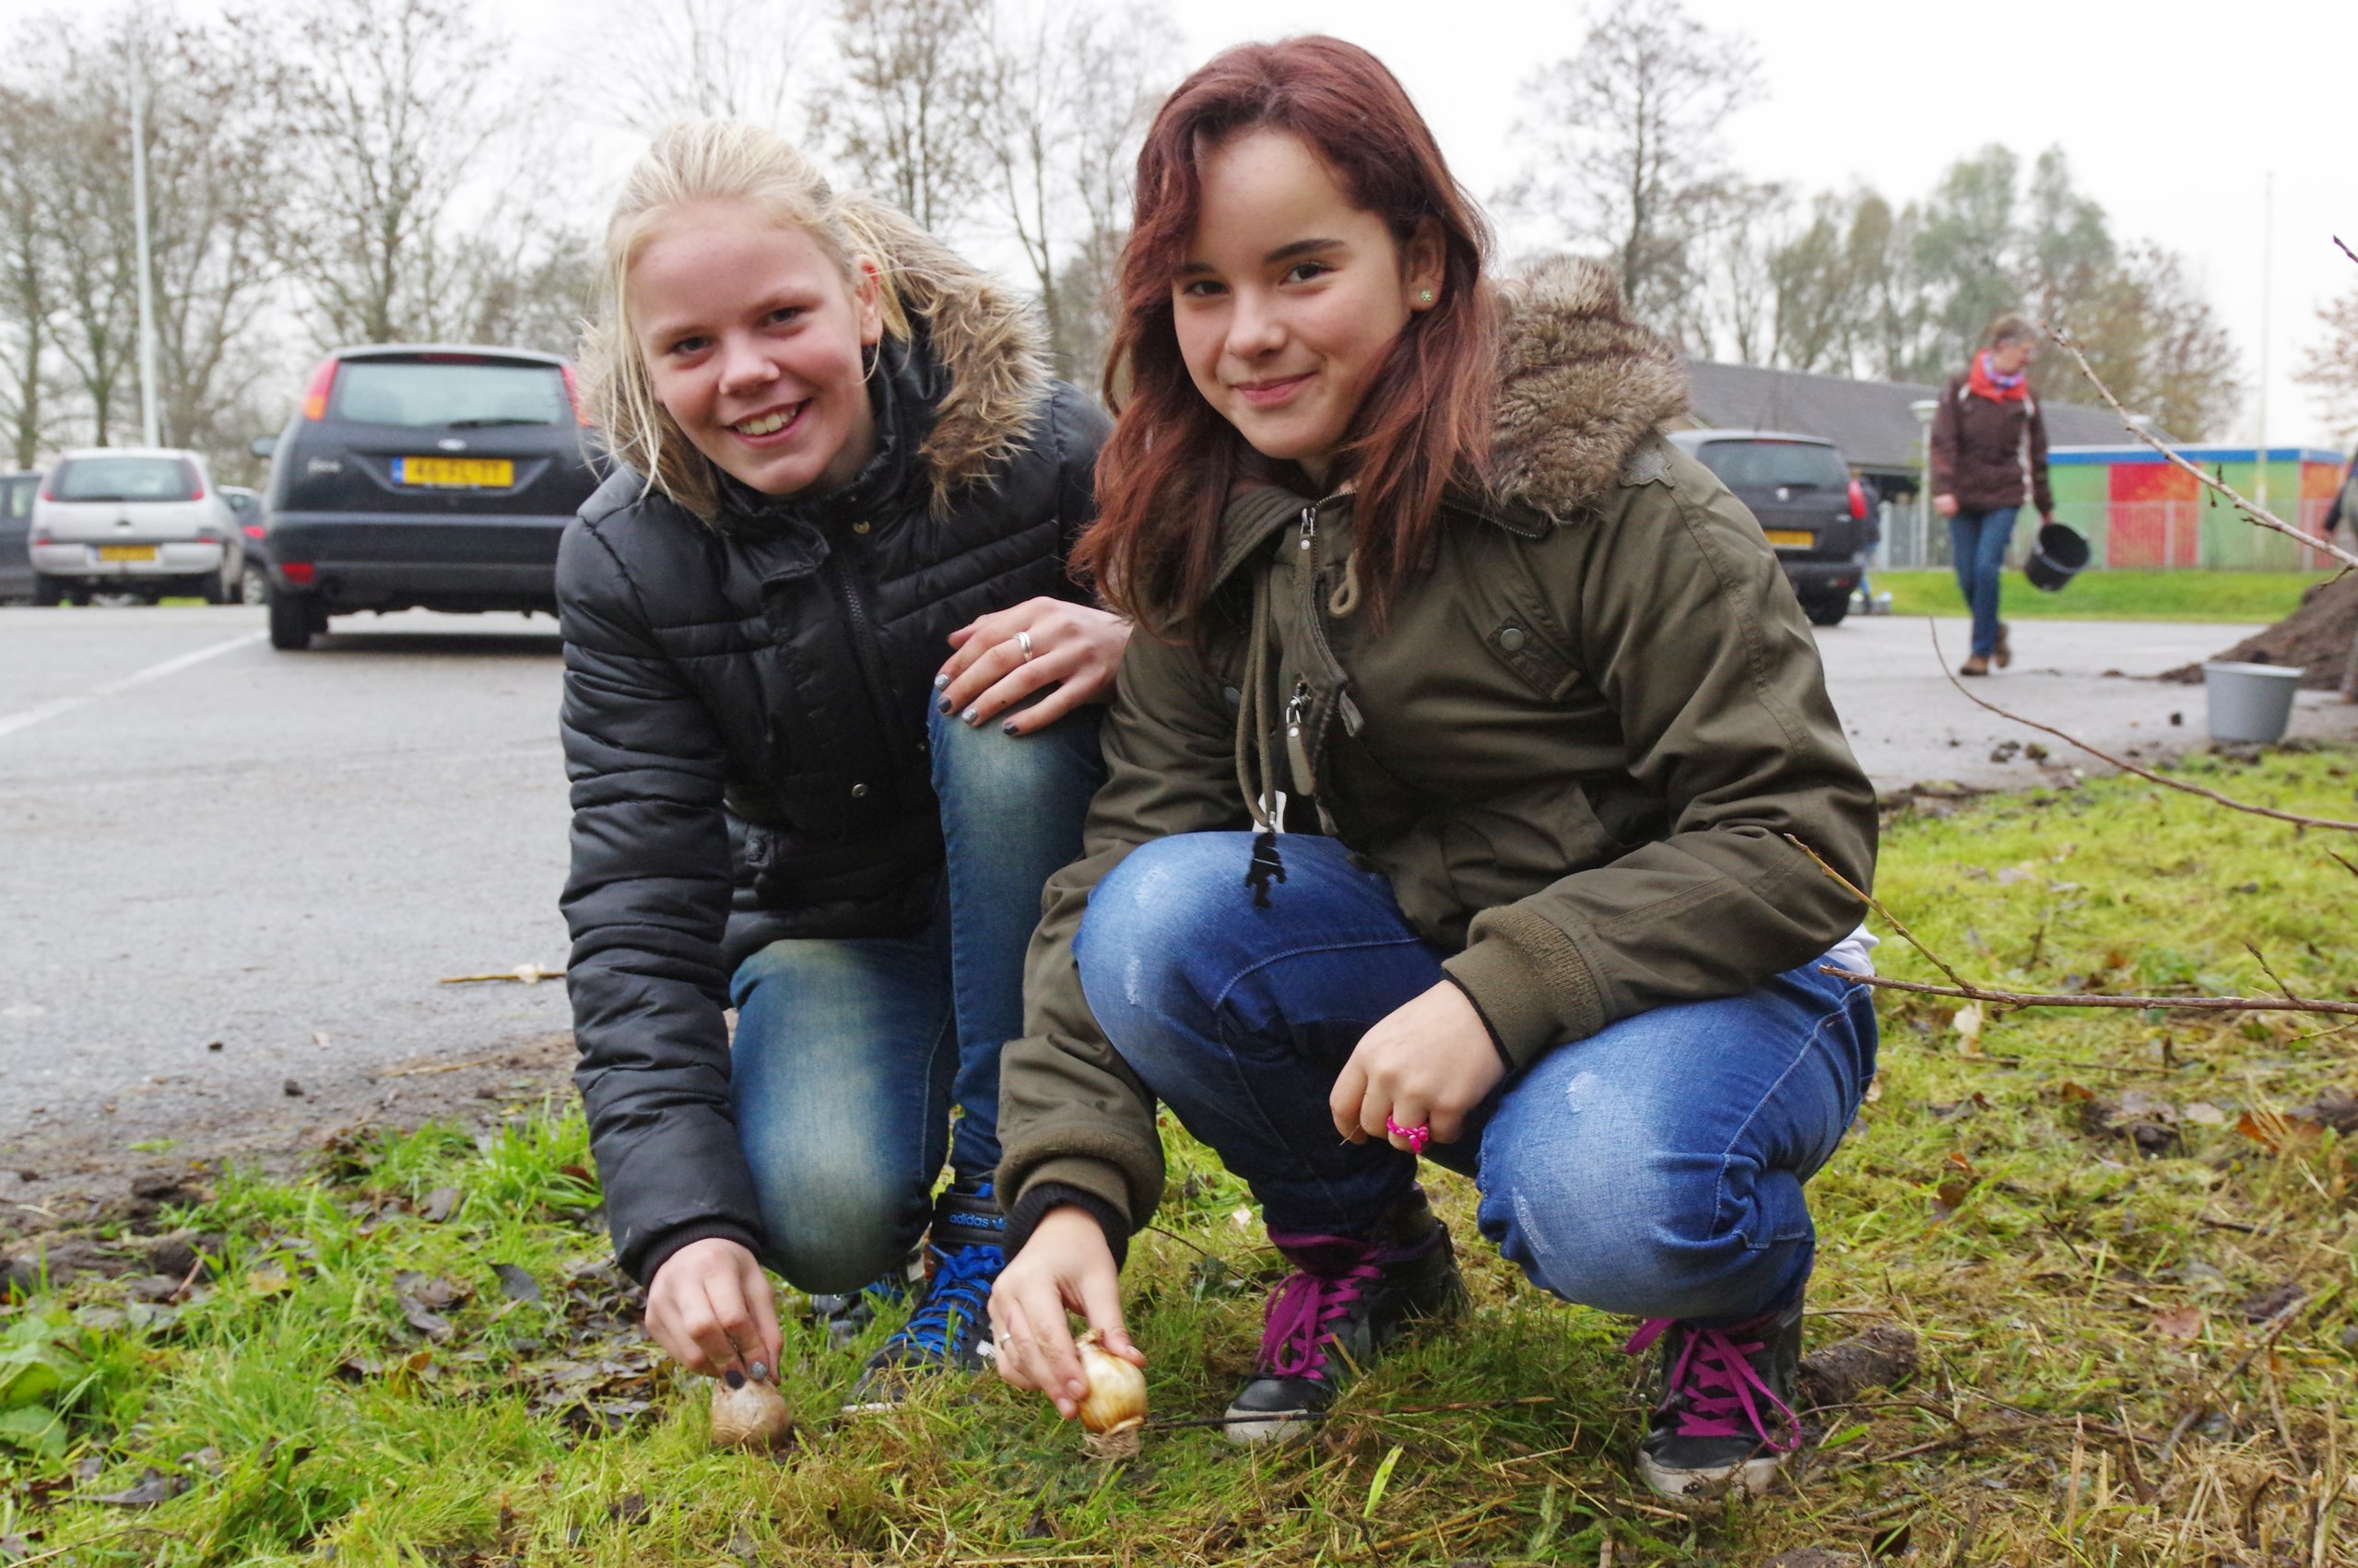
2046 447 2348 571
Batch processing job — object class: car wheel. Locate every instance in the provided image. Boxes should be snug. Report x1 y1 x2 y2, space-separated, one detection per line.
268 593 318 650
31 573 62 607
1802 595 1850 628
240 563 270 606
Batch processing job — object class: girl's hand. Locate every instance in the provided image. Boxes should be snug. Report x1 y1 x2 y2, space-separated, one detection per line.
1932 493 1959 518
645 1237 784 1382
937 598 1130 736
988 1206 1141 1420
1331 982 1504 1149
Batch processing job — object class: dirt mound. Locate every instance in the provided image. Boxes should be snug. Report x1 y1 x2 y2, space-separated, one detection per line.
2160 571 2358 690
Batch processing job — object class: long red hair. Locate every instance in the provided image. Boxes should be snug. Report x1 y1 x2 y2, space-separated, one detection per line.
1076 37 1496 635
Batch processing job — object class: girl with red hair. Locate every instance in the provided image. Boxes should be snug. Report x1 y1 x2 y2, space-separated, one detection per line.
987 37 1881 1498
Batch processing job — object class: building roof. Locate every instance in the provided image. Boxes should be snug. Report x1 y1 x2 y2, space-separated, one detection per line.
1680 360 2139 475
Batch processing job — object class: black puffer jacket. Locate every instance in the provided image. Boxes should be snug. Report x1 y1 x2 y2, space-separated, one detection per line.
558 275 1109 1284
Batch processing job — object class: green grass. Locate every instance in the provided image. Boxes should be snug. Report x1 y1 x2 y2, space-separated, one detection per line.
1876 567 2327 622
6 749 2358 1564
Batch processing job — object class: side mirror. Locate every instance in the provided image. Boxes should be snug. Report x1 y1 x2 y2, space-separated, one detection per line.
249 435 277 460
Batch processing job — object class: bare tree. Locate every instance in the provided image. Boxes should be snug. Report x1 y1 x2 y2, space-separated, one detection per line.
980 0 1176 379
277 0 514 345
578 0 809 133
0 86 58 466
812 0 993 238
1503 0 1761 326
2296 279 2358 443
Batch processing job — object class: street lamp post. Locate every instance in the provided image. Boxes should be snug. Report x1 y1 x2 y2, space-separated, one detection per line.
129 18 160 448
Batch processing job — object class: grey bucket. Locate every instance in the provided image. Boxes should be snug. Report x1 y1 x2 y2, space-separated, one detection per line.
2201 661 2305 745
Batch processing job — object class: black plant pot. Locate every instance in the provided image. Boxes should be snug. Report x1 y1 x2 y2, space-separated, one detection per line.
2023 522 2091 592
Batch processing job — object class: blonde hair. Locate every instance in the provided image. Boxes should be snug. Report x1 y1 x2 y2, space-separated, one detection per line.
583 119 973 519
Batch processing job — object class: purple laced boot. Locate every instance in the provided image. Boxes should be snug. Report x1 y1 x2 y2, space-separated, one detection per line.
1623 1291 1806 1498
1223 1188 1464 1445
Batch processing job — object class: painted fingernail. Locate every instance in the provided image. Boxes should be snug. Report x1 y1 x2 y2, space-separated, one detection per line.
1001 721 1020 736
937 695 953 713
961 706 979 725
749 1362 767 1382
933 672 949 690
725 1369 745 1389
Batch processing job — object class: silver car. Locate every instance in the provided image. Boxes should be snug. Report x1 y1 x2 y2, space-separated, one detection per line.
29 447 244 607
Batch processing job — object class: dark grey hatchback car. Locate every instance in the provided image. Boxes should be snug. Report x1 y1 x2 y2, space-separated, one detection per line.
254 346 603 649
1667 429 1868 626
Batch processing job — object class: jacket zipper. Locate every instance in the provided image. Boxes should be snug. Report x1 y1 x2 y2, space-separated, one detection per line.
823 533 902 787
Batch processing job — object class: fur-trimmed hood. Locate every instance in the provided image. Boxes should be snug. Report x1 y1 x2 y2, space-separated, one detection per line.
874 210 1055 511
1483 254 1691 523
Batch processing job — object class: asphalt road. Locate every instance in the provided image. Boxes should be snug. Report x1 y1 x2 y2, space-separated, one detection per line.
3 601 2352 1180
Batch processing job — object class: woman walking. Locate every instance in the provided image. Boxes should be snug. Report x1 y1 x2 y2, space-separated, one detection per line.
1931 315 2054 675
987 38 1879 1500
560 121 1121 1409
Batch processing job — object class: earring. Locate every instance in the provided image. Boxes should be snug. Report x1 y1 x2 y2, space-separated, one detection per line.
1418 289 1435 304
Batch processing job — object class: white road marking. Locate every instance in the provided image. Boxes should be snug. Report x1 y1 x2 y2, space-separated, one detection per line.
0 631 265 739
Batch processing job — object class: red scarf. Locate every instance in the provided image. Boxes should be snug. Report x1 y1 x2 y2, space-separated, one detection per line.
1966 349 2029 403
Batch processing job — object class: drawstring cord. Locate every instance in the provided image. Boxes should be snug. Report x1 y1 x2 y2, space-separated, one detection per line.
1235 567 1286 907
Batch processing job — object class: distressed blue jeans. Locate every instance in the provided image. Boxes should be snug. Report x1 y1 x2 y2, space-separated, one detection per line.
1949 506 2019 659
1076 832 1878 1324
726 700 1104 1293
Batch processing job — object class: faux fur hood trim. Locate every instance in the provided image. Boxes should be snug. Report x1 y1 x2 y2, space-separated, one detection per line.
887 218 1054 512
1485 255 1691 522
878 216 1054 513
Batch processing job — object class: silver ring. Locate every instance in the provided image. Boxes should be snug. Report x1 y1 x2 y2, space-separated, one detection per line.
1015 630 1034 662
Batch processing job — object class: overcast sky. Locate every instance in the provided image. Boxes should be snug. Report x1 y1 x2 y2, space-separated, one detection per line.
8 0 2350 448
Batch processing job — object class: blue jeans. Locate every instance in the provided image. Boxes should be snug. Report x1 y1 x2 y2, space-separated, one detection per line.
1949 506 2018 658
727 700 1104 1293
1076 833 1878 1324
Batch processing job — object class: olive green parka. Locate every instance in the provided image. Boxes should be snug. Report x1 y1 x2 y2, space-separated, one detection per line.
995 256 1879 1246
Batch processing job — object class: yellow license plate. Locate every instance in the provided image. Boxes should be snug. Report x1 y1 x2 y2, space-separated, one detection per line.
1763 529 1814 548
395 456 513 489
99 544 158 561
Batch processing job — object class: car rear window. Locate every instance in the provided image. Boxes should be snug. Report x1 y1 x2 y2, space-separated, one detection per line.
1693 441 1849 492
50 455 200 502
330 360 570 429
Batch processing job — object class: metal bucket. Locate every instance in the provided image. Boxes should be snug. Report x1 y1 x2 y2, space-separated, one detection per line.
2201 661 2305 745
2022 522 2091 592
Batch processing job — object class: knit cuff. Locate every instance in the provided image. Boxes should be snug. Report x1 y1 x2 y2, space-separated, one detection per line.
1007 1182 1131 1270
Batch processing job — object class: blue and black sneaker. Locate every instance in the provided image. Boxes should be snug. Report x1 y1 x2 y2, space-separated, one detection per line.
804 1251 918 1351
842 1179 1004 1412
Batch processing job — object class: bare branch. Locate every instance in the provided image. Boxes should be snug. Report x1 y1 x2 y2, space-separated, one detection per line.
1782 834 1974 993
2241 941 2302 1005
2337 235 2356 267
1925 621 2358 833
2046 322 2358 573
1819 968 2358 1020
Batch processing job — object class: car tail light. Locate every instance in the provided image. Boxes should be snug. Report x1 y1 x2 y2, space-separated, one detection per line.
301 356 339 421
560 363 584 423
1847 478 1868 522
30 532 49 546
243 523 265 539
280 561 316 584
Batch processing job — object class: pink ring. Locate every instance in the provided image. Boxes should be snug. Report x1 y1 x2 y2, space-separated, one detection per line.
1384 1115 1431 1157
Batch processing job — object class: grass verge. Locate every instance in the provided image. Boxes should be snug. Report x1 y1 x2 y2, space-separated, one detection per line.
5 748 2356 1565
1874 568 2328 623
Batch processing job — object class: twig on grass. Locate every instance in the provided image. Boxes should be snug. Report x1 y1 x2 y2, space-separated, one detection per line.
2244 941 2305 1004
2156 1293 2309 1466
1787 833 2358 1017
1928 622 2358 833
1817 968 2358 1020
2045 323 2358 574
1145 1394 1553 1432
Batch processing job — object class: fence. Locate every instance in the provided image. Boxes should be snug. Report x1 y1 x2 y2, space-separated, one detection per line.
1873 497 2339 572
